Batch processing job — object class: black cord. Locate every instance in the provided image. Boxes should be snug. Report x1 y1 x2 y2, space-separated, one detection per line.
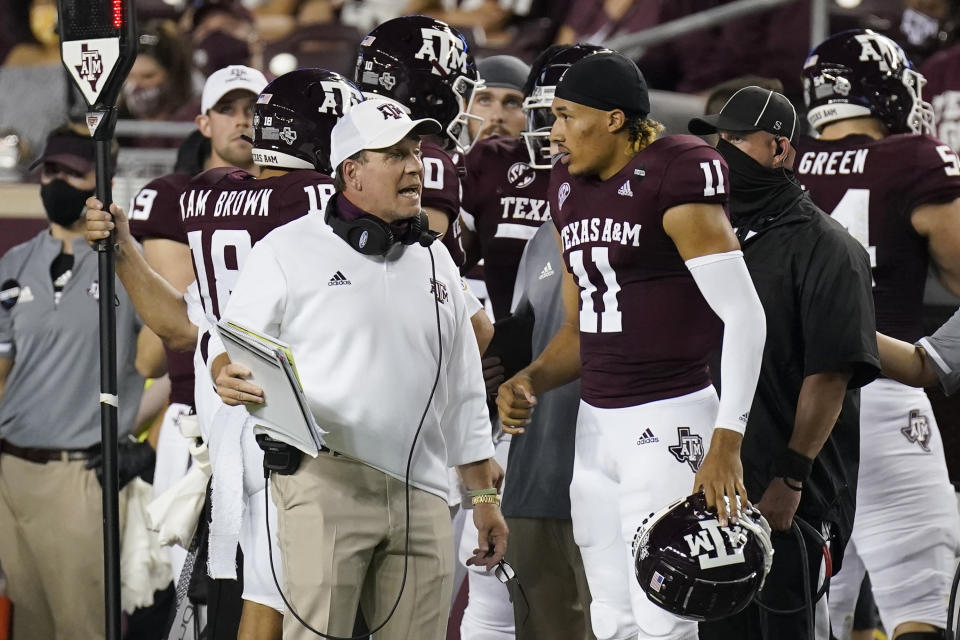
753 517 831 640
263 246 444 639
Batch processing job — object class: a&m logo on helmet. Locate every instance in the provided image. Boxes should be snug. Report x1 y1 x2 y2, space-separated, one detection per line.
854 31 907 75
415 26 469 77
318 80 364 116
682 519 748 570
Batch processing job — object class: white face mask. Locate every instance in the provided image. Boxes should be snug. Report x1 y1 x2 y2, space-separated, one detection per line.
901 7 941 47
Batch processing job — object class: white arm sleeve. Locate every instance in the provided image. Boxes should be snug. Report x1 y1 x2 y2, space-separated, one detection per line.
686 250 766 435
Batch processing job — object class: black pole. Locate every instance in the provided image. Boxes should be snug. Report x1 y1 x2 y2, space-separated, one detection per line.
92 104 121 640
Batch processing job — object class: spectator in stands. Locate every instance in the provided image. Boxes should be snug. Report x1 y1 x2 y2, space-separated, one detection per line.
554 0 660 46
186 0 264 76
403 0 569 59
0 0 83 166
120 21 197 125
899 0 959 65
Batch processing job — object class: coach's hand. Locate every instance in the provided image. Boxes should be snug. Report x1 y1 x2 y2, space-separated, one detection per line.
693 428 746 527
497 372 537 435
756 478 801 531
214 355 264 406
467 504 509 571
85 197 134 250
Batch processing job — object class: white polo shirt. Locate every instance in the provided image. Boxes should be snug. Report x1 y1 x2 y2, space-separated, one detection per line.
210 211 493 499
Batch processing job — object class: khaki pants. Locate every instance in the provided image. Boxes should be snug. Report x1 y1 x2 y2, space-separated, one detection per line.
0 453 117 640
271 453 454 640
504 517 596 640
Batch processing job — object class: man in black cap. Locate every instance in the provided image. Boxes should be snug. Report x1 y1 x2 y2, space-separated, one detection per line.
468 55 531 141
498 51 768 640
688 86 880 640
0 126 153 639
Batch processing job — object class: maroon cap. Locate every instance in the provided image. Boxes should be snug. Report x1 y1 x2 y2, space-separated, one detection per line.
29 131 95 174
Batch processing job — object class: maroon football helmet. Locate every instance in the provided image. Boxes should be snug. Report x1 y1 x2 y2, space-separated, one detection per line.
633 492 774 621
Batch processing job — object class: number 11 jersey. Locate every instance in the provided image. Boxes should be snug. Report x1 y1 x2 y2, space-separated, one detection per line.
549 135 729 409
180 167 336 320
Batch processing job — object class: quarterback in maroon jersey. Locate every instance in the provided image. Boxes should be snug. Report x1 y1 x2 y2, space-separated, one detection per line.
498 51 766 640
798 30 960 639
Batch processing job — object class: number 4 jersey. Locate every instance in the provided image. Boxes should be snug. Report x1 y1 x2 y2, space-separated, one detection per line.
795 134 960 341
180 167 336 319
550 135 728 409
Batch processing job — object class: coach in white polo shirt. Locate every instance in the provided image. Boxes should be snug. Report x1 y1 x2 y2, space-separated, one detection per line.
211 98 508 640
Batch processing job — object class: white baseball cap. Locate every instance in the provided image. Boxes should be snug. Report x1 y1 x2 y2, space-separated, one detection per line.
201 65 269 114
330 98 441 172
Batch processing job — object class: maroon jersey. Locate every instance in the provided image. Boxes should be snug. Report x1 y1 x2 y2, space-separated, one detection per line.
181 167 335 319
551 135 727 409
461 136 550 319
795 134 960 341
421 141 465 266
129 173 195 407
921 44 960 153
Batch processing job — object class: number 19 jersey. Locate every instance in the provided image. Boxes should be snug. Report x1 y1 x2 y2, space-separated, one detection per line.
795 134 960 341
180 167 336 319
550 135 729 409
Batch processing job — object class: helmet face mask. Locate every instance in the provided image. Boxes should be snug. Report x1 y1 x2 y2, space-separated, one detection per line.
355 16 485 154
520 44 610 169
802 29 934 135
252 69 364 174
633 492 774 622
521 86 556 170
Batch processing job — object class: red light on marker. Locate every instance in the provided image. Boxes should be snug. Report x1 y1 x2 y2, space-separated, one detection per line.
112 0 123 28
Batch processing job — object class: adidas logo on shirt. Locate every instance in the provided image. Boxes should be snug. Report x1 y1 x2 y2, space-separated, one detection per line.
636 428 659 445
618 180 633 197
328 271 351 286
538 261 555 280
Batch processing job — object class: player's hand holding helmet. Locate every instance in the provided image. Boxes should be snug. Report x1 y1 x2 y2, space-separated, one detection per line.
633 491 774 621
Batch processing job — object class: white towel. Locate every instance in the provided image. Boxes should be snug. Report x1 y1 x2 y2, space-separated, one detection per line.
121 478 173 611
146 414 212 549
207 403 248 579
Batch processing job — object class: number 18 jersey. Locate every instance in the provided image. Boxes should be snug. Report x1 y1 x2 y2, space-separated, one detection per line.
180 167 336 320
550 135 729 409
795 134 960 341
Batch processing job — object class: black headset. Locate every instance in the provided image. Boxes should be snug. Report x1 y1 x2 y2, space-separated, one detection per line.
324 193 437 256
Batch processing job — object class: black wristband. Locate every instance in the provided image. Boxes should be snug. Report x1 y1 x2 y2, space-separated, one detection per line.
772 448 814 483
782 477 803 492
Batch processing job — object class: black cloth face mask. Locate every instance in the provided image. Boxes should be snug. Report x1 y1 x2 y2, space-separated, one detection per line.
41 179 94 227
716 138 803 226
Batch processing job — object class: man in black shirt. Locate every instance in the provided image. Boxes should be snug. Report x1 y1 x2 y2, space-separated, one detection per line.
688 87 879 640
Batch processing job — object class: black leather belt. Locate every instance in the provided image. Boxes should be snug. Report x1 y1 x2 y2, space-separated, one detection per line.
0 439 98 464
